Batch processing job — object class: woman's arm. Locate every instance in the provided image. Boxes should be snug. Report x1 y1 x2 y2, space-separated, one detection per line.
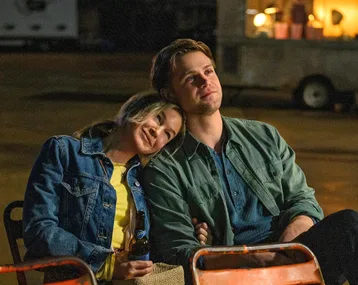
23 137 109 272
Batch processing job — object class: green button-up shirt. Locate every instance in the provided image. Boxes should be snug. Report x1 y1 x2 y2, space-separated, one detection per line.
140 116 323 274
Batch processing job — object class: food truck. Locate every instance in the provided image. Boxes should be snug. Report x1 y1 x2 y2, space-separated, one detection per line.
0 0 78 51
216 0 358 109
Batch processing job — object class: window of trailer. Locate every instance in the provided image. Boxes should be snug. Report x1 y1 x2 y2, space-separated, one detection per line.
245 0 358 41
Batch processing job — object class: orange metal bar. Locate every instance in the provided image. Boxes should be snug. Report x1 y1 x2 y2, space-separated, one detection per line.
191 242 325 285
0 256 97 285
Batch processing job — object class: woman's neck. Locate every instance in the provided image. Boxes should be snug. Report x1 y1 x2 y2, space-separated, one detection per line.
102 132 136 164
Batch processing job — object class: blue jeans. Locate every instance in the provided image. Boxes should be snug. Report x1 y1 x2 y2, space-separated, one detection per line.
297 209 358 285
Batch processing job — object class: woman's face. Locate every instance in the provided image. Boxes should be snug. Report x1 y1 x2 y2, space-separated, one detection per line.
130 108 183 155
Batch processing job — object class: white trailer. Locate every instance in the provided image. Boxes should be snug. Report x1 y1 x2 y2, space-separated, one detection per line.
216 0 358 110
0 0 78 50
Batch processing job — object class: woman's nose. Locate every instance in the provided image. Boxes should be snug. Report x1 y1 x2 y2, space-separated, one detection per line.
149 127 158 138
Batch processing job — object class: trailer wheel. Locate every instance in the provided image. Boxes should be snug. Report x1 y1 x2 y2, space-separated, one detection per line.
295 78 334 110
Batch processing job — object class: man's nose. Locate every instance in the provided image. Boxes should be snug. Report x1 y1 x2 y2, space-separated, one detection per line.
198 74 208 87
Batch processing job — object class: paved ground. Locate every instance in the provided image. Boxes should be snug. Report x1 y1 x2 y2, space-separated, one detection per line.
0 53 357 284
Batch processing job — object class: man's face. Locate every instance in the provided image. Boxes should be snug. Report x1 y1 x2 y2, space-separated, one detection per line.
170 51 222 115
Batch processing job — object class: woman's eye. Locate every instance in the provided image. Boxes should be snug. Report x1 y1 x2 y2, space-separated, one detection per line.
156 114 162 124
186 75 195 83
165 131 171 140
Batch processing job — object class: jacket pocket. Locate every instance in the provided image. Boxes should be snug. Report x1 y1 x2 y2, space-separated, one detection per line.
61 174 100 237
62 175 99 197
254 160 283 183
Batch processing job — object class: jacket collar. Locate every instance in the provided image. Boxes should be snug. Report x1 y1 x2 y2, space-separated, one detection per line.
80 136 106 156
80 136 141 167
182 116 241 159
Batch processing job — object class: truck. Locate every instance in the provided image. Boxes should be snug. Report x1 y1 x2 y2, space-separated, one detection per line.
0 0 78 51
216 0 358 110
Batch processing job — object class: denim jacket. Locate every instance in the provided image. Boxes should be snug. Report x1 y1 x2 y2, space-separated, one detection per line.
23 135 150 273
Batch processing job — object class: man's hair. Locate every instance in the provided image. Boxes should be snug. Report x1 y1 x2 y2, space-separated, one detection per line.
150 38 215 102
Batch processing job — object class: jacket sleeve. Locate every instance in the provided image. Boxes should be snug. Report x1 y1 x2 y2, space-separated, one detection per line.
271 125 324 228
140 160 201 282
23 137 109 272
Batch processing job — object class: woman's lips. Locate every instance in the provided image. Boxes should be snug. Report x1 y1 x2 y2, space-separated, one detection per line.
142 129 153 147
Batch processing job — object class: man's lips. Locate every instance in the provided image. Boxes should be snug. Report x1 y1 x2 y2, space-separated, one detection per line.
200 90 214 99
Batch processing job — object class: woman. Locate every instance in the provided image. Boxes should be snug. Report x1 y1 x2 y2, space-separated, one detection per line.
23 93 209 283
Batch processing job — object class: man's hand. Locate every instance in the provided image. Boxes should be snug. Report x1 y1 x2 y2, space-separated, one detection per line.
279 215 314 242
192 218 213 245
112 251 153 280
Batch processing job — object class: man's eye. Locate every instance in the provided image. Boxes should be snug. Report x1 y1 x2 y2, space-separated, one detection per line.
205 68 213 75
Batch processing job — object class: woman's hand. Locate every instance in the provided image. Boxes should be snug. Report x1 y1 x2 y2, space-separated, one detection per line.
192 218 213 245
112 251 153 280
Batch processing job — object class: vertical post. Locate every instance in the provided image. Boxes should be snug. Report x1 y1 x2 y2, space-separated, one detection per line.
216 0 245 73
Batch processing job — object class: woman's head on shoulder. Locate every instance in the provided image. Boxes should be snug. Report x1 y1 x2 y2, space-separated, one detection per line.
116 92 185 155
74 92 185 157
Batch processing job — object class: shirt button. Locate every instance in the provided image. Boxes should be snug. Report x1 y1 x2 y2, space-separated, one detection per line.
226 170 231 175
134 181 140 187
273 171 277 176
233 192 238 196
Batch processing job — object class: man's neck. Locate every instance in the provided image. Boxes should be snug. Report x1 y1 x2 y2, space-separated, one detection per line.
186 110 224 152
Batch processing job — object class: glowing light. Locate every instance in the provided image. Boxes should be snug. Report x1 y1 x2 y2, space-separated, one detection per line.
264 7 278 14
246 9 258 15
253 13 267 27
308 14 315 21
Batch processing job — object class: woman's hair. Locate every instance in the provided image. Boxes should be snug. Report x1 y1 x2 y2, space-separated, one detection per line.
150 38 215 102
73 92 185 140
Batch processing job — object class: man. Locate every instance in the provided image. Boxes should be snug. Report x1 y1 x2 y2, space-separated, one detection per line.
140 38 358 285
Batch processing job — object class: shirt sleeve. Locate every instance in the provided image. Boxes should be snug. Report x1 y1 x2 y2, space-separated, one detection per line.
140 161 201 283
270 126 324 228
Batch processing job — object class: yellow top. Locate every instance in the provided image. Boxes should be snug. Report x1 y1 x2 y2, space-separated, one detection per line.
96 162 132 281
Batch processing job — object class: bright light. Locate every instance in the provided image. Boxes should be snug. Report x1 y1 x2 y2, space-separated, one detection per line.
308 14 315 21
264 7 278 14
246 9 258 15
253 13 267 27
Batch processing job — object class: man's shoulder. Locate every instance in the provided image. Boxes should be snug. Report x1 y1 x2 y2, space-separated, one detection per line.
223 116 277 133
147 141 186 169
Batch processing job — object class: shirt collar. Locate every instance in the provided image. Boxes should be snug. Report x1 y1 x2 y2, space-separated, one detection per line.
182 116 242 159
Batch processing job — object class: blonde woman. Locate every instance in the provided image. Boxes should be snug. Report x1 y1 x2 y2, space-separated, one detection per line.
23 93 209 284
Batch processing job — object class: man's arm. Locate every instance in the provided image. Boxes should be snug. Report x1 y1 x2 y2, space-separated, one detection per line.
141 161 201 268
272 125 324 234
279 215 314 242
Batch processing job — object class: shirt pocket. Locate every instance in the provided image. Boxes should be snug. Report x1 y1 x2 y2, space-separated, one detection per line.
254 160 283 183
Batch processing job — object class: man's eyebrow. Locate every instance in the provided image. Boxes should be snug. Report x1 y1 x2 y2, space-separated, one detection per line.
182 64 214 76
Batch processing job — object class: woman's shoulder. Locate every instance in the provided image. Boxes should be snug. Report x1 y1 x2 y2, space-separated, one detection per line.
41 135 80 151
44 135 78 144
